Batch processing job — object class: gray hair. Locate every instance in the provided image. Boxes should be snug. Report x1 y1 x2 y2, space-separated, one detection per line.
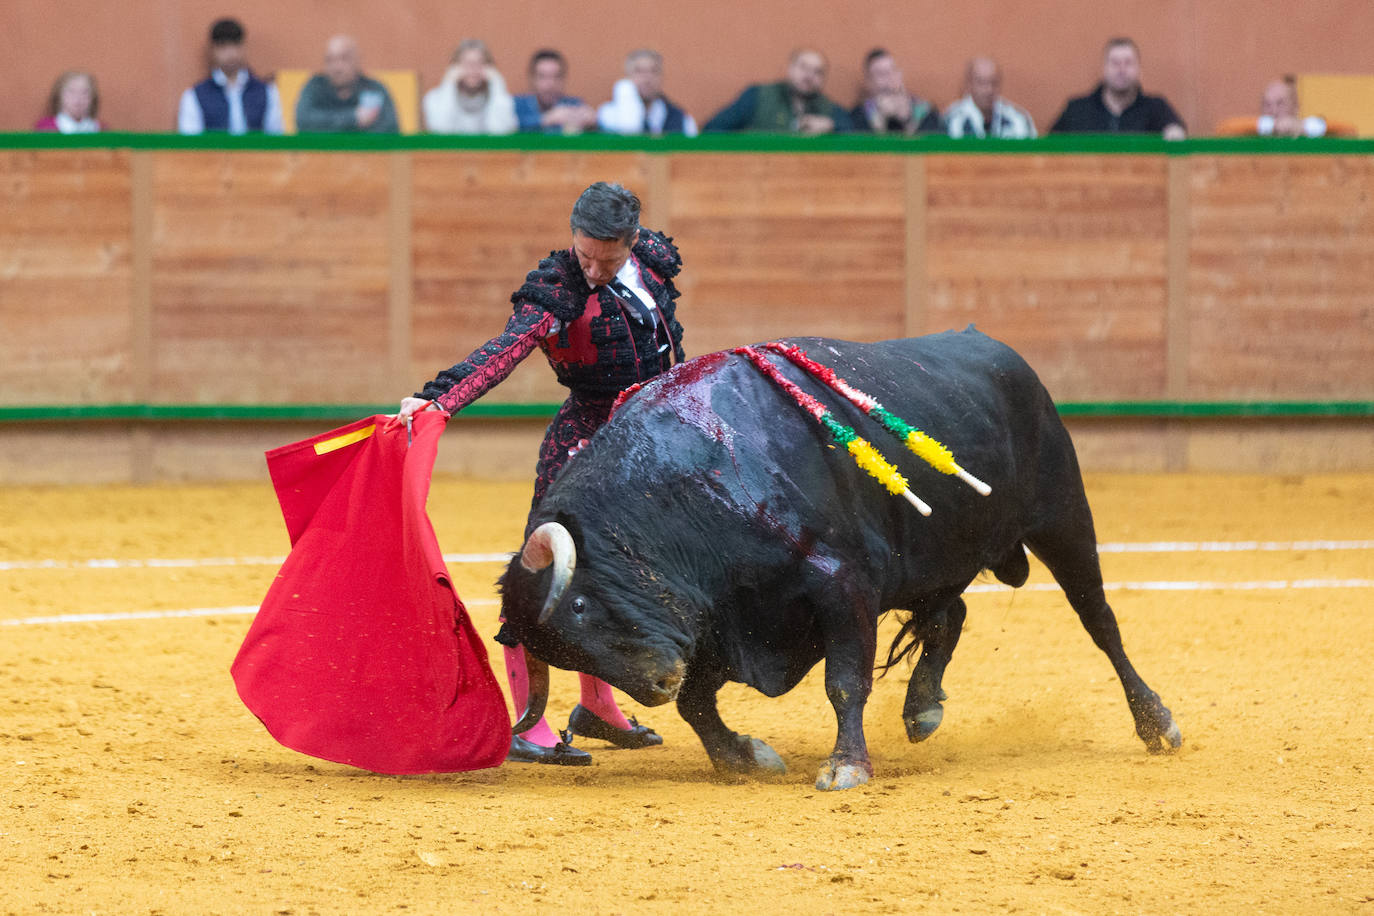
624 48 663 71
570 182 641 245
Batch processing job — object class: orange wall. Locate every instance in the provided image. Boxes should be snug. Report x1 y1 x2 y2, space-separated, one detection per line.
4 0 1373 135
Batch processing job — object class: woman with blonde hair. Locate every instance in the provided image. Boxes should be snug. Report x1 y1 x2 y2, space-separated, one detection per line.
422 39 518 135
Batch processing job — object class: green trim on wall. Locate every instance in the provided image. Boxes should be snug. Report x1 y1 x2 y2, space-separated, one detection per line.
0 403 560 422
2 131 1372 156
1053 401 1374 418
1 401 1370 424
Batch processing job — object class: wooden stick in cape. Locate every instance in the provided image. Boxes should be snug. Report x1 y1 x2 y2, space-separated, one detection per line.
734 346 933 516
763 342 992 496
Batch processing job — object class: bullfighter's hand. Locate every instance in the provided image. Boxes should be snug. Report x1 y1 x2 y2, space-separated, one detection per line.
386 397 448 430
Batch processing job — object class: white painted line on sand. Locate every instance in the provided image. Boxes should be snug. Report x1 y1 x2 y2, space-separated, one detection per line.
0 552 514 571
2 599 500 627
4 582 1371 628
3 540 1371 573
1095 539 1374 554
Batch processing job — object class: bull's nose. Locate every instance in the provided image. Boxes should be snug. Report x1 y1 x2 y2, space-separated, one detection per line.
651 658 686 702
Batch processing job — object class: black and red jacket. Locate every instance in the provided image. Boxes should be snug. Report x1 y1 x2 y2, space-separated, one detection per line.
419 228 686 412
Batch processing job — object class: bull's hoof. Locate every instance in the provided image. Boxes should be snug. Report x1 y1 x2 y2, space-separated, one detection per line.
903 703 944 743
746 738 787 775
711 735 786 777
815 761 871 791
1142 720 1183 755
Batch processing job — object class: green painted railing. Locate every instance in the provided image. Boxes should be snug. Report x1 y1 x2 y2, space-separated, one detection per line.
2 131 1372 156
1 401 1370 424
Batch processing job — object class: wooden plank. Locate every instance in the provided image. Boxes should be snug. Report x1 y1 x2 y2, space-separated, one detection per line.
1166 157 1191 400
905 156 927 337
925 154 1171 401
0 150 135 404
388 153 413 394
0 426 134 485
667 153 907 354
130 152 153 401
149 151 393 404
643 153 672 238
1187 155 1374 399
130 152 155 481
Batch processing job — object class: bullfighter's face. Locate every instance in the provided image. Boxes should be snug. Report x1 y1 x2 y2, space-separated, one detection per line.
571 230 638 288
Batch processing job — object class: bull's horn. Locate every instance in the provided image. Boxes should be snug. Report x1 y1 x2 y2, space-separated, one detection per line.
520 521 576 624
511 653 550 735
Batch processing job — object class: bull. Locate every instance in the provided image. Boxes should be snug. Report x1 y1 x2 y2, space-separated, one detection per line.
499 328 1182 790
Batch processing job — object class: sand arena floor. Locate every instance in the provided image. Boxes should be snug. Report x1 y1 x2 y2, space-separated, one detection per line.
2 471 1372 914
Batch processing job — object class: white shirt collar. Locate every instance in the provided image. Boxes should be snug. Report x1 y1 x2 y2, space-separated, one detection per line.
54 112 101 133
212 68 250 91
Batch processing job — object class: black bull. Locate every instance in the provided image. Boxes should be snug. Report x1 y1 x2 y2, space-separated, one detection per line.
500 329 1181 790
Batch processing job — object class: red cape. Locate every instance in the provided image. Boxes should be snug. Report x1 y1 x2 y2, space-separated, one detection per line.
231 412 511 774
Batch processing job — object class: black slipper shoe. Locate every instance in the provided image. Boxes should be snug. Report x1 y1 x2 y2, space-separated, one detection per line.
567 704 664 749
506 732 592 766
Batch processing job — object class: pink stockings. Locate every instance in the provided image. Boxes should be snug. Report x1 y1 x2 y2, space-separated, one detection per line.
502 644 632 747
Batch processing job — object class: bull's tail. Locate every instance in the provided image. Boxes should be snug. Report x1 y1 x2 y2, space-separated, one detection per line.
876 586 969 677
878 612 923 676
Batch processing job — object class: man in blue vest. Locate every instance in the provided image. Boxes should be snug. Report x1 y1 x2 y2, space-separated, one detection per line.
177 18 282 135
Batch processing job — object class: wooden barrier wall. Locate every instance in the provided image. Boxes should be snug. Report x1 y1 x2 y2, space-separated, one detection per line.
2 143 1372 482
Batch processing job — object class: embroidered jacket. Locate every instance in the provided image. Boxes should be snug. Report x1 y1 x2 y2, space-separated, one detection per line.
418 229 685 411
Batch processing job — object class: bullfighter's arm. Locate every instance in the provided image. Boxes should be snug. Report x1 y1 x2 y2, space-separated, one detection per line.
415 301 556 415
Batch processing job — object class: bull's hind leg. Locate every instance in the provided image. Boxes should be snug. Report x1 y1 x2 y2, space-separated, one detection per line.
813 571 881 791
1025 512 1182 754
676 661 786 778
902 593 968 743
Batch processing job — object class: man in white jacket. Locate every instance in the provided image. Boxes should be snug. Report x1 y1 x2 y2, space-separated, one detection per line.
944 57 1036 139
423 39 518 135
598 49 698 137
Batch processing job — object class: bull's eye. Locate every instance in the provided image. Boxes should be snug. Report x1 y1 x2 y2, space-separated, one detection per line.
570 596 587 616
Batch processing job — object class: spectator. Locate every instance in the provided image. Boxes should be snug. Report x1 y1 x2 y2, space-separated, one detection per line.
422 39 517 135
945 56 1036 139
598 49 698 137
850 48 941 136
596 48 697 137
704 48 852 134
177 17 282 135
1215 76 1353 138
513 49 598 134
34 71 102 133
296 35 399 134
1051 37 1186 139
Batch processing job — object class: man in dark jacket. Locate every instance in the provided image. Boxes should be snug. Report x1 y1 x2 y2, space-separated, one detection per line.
395 183 684 765
296 35 399 134
850 48 943 136
1051 37 1186 138
704 48 852 134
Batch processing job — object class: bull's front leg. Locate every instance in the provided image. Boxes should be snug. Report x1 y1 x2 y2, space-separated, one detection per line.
676 660 786 779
